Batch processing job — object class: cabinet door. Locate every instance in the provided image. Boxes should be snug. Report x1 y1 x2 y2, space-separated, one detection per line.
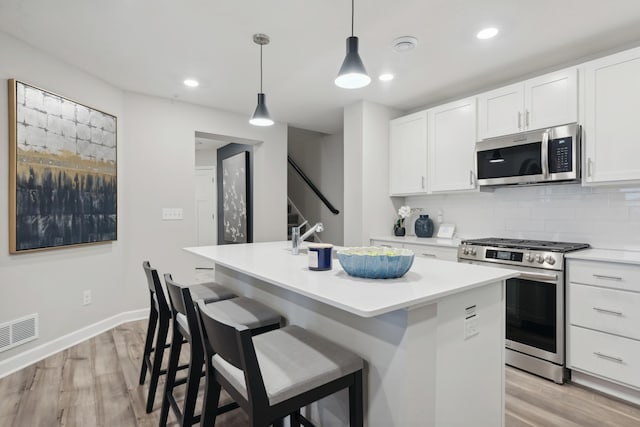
428 97 477 192
584 47 640 183
477 83 523 140
403 243 458 262
525 68 577 131
389 111 428 195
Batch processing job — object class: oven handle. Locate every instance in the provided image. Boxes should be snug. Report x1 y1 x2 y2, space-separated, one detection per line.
517 271 558 283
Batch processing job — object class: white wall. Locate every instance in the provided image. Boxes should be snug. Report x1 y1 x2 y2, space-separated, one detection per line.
288 127 344 245
0 32 127 361
406 184 640 250
0 31 288 371
343 101 401 246
121 92 287 311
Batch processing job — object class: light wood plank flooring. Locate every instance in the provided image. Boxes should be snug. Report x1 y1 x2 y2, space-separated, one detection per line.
1 319 639 426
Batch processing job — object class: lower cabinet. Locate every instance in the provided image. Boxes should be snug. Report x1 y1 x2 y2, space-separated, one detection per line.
370 239 458 262
567 258 640 401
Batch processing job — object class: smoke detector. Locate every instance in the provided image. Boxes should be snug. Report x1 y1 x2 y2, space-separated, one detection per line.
392 36 418 53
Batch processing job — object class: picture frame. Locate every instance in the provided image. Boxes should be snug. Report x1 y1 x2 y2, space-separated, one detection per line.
217 143 253 244
8 79 118 253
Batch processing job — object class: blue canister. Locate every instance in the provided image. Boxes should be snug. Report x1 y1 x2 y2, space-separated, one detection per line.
308 243 333 271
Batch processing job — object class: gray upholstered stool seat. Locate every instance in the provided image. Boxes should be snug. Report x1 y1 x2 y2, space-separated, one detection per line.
189 282 236 304
212 324 363 406
176 296 282 337
197 301 364 427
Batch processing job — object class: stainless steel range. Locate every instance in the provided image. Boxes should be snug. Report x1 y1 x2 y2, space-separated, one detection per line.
458 238 589 384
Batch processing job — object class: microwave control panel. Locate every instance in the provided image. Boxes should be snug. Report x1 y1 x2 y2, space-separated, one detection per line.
548 137 573 173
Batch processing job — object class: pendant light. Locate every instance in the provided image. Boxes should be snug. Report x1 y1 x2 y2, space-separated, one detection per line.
249 33 274 126
335 0 371 89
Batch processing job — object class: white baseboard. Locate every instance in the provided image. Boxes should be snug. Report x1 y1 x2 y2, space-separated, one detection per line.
0 308 148 379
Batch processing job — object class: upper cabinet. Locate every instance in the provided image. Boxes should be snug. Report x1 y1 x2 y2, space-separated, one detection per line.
583 47 640 184
478 68 578 140
428 97 477 193
389 111 428 195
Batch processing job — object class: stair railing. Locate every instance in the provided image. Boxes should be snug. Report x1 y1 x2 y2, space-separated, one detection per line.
287 155 340 215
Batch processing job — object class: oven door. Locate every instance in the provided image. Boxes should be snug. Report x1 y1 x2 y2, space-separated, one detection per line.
460 260 564 365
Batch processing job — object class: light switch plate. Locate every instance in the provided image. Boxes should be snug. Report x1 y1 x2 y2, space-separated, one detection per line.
162 208 183 220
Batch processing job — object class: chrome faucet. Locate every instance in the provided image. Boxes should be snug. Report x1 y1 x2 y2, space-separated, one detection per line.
291 221 324 254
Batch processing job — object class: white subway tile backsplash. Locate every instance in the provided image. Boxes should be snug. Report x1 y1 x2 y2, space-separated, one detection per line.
406 183 640 250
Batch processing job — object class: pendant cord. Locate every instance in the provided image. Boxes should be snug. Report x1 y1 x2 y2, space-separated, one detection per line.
351 0 354 36
260 44 263 93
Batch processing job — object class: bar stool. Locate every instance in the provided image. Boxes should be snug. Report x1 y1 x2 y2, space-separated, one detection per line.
196 299 364 427
160 274 283 427
139 261 177 413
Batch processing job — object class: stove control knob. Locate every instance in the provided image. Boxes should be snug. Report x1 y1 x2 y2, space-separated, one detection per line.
535 254 544 264
462 247 469 255
545 255 556 265
525 253 534 262
470 248 477 256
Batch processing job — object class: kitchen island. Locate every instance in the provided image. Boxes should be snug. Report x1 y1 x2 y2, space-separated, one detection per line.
185 241 518 427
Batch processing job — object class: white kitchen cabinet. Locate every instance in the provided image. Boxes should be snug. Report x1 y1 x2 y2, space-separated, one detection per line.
567 258 640 403
370 237 459 262
428 97 477 192
583 46 640 184
389 111 428 195
477 68 577 140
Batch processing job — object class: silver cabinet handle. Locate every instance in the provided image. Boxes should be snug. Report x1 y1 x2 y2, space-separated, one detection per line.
594 352 624 363
592 307 623 316
593 274 623 281
421 253 437 258
421 176 425 189
587 157 593 178
526 110 530 128
541 130 549 178
380 244 392 248
469 170 473 186
517 111 522 130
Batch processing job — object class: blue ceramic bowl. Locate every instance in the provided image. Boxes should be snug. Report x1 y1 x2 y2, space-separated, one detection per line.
337 247 414 279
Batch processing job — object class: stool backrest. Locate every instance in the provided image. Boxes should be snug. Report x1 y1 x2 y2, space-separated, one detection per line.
196 300 269 407
164 273 188 317
142 261 169 313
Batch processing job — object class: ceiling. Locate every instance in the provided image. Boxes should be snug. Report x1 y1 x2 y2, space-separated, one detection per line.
2 1 640 134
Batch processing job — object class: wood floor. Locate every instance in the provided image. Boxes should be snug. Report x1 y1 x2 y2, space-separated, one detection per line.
1 319 639 427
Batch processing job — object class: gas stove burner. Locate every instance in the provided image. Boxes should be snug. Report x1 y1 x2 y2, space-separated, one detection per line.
461 238 590 253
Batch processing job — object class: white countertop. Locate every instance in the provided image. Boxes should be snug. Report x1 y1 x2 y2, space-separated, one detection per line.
566 248 640 265
370 235 462 248
184 241 518 318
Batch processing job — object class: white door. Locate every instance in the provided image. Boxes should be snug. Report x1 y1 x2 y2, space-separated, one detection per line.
525 68 577 131
584 47 640 183
389 110 428 195
428 97 477 193
195 167 216 246
477 83 523 140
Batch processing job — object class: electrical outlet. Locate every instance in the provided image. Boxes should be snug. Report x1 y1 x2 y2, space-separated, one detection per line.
464 315 479 340
83 290 92 306
162 208 184 220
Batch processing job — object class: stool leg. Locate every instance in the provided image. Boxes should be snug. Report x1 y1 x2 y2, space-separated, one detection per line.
200 373 221 427
139 305 158 385
159 329 184 426
181 338 205 426
289 411 301 427
146 314 168 413
349 370 363 427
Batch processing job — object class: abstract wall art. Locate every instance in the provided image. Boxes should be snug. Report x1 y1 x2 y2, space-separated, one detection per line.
8 79 118 253
217 143 253 244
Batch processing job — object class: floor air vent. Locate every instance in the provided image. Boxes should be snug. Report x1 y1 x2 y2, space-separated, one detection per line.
0 314 38 353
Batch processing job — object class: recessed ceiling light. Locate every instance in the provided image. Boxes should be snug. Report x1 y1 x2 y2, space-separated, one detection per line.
379 73 394 82
476 27 499 40
183 79 199 87
392 36 418 53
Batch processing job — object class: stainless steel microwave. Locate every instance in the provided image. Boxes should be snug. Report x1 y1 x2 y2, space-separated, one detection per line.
476 123 581 187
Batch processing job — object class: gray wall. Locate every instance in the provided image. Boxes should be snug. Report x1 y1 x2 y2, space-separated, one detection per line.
288 127 344 245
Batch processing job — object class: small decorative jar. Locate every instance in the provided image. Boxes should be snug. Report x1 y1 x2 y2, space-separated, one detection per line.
394 225 406 237
414 214 434 238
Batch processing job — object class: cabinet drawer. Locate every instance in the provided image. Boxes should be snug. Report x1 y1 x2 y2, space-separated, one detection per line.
370 239 400 248
568 260 640 292
569 326 640 389
402 243 457 262
569 284 640 340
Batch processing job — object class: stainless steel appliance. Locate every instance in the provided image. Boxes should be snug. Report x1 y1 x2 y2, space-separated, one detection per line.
458 238 589 384
476 123 581 187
